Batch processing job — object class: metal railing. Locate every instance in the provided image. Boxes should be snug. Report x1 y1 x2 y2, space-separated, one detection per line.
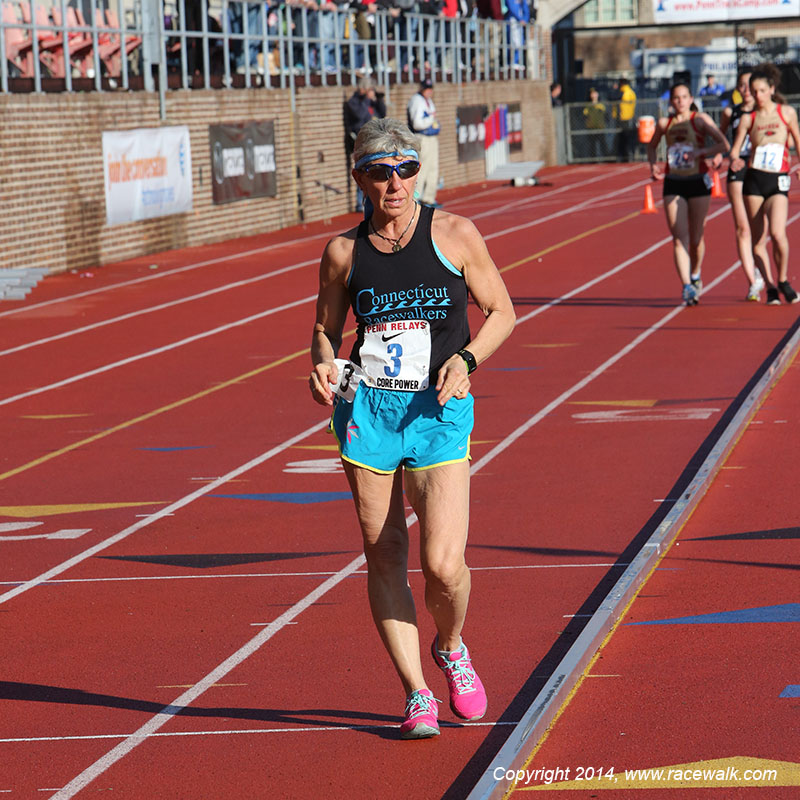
2 0 545 100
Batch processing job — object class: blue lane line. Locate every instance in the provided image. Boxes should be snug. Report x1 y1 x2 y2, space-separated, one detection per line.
140 446 209 452
779 685 800 698
627 603 800 626
211 492 352 504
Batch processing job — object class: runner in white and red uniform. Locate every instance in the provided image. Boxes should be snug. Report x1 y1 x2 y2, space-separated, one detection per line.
730 64 800 304
647 82 728 306
718 71 773 301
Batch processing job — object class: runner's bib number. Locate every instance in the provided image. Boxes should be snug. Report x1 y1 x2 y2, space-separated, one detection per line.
667 143 693 171
330 358 365 402
359 320 431 391
752 142 784 172
778 174 791 192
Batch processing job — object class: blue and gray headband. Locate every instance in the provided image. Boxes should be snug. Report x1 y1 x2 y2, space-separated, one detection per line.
354 149 419 170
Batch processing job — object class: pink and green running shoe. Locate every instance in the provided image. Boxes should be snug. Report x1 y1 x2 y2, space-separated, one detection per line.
431 636 487 721
400 688 440 739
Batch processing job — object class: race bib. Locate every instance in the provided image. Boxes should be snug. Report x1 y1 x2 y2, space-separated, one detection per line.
703 173 713 190
329 358 365 403
778 174 791 192
667 143 693 170
752 142 784 173
359 320 431 392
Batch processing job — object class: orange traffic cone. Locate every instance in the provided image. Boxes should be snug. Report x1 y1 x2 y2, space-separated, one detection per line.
641 183 657 214
711 170 725 198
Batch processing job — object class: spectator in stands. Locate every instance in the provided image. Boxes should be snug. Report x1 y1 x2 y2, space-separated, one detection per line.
345 77 387 211
227 1 267 73
316 0 350 72
395 0 420 73
181 2 224 82
442 0 467 73
350 0 397 72
504 0 528 70
476 0 503 19
418 0 444 71
407 78 441 206
698 74 725 98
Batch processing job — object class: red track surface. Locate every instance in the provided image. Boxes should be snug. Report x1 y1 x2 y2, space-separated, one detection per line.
504 348 800 799
1 164 798 799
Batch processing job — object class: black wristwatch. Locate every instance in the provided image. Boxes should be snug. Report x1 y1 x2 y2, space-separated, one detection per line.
457 348 477 374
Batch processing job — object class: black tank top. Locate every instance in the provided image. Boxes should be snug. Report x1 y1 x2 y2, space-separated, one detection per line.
348 204 471 386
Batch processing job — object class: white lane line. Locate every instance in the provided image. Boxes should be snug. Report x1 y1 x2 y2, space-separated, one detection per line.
0 295 315 408
471 165 640 222
4 721 520 745
513 201 733 326
444 165 612 213
0 562 620 587
0 236 332 321
470 258 743 476
0 418 330 607
0 260 316 358
45 262 745 800
483 176 651 240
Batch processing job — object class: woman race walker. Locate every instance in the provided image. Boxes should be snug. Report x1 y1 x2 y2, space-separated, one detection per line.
718 71 772 302
647 82 729 306
729 64 800 305
309 118 515 739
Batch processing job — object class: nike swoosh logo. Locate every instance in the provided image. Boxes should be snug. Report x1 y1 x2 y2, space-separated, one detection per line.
381 332 403 342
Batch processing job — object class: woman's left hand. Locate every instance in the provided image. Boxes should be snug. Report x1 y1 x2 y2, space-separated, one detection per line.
435 355 471 407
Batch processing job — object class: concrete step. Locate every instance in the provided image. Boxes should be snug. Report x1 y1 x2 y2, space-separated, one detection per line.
0 268 48 301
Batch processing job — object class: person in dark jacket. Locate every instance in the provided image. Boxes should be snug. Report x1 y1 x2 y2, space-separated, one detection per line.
344 78 387 212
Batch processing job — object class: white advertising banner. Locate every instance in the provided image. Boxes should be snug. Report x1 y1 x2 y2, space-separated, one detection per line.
103 126 193 226
654 0 800 24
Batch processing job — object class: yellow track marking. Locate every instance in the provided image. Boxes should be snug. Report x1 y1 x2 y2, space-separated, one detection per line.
0 502 164 518
524 343 578 349
20 414 91 420
500 211 639 274
0 346 311 483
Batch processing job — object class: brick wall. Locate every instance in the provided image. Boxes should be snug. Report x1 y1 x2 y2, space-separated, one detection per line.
0 79 556 273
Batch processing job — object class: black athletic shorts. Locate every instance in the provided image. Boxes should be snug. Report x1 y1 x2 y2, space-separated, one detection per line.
663 173 712 200
727 165 747 183
742 169 790 199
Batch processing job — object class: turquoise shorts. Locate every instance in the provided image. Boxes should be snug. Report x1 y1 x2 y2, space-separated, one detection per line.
331 385 473 474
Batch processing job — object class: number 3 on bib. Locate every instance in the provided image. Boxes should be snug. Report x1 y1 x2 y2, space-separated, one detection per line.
385 343 403 377
360 320 431 391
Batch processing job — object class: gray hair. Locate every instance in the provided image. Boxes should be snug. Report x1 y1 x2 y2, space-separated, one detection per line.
353 118 421 166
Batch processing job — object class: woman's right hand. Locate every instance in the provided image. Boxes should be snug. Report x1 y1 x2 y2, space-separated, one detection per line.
309 361 337 406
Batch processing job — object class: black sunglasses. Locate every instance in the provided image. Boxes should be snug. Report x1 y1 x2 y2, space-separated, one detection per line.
361 160 421 181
